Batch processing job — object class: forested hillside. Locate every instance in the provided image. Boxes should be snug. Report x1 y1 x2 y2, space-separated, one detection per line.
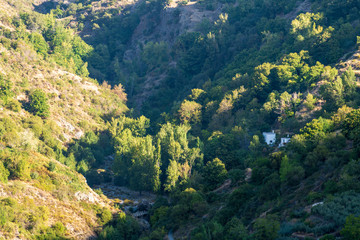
1 0 360 239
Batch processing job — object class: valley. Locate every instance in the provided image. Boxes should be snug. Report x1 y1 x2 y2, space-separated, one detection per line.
1 0 360 239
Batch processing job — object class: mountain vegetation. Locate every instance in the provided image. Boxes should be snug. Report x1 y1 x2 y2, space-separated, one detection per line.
1 0 360 239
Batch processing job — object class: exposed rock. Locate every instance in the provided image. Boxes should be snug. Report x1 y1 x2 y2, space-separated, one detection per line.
245 168 252 182
74 130 84 139
0 181 106 239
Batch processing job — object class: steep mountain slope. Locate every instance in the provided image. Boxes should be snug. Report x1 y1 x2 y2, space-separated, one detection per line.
0 1 128 238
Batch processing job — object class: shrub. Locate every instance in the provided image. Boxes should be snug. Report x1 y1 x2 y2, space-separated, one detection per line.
5 99 22 112
0 162 9 183
30 172 39 180
52 222 66 236
98 208 112 225
0 206 13 227
94 188 103 195
29 32 49 57
1 197 17 207
2 150 30 181
48 162 56 172
29 89 50 118
76 160 89 174
35 222 67 239
0 74 13 101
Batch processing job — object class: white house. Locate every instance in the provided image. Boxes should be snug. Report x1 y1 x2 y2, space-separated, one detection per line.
279 137 291 147
263 131 276 145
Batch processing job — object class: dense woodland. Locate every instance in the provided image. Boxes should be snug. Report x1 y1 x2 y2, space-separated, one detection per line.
1 0 360 239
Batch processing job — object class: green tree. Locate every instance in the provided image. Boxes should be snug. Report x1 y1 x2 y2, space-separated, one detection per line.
224 217 247 240
275 91 300 121
142 41 168 70
2 150 30 181
164 160 180 192
342 109 360 150
176 32 208 75
319 67 344 111
291 13 324 40
29 89 50 118
157 123 202 191
300 117 332 142
251 62 273 94
341 66 356 98
227 184 253 211
29 32 49 57
0 74 13 103
249 135 262 156
128 136 161 193
253 215 280 240
113 129 160 193
304 93 316 110
279 155 304 186
291 13 333 50
203 158 228 190
341 215 360 240
178 100 202 124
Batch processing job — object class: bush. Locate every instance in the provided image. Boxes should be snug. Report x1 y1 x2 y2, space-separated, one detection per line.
0 74 13 100
0 162 9 183
5 99 22 112
35 222 67 239
2 150 30 180
52 222 66 235
98 208 112 225
94 188 103 195
76 160 89 174
48 162 56 172
29 89 50 118
30 172 39 180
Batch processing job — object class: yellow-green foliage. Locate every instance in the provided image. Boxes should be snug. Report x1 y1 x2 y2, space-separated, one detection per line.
0 196 50 239
0 11 124 234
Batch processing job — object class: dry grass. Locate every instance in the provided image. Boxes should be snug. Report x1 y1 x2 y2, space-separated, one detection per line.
0 1 127 239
